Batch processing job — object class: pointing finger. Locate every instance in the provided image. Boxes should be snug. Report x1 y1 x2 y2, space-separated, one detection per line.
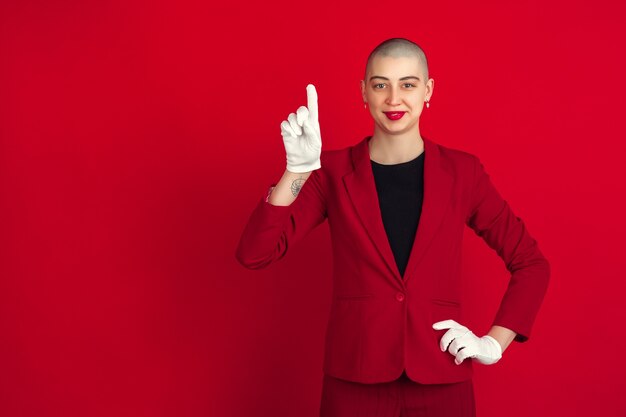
306 84 318 121
303 119 321 148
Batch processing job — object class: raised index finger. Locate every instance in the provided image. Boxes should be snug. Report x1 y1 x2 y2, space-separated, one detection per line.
306 84 318 121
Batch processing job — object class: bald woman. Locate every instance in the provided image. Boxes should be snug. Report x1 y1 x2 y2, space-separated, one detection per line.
236 37 550 417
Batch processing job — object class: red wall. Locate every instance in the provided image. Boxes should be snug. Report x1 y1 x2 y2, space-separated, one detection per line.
1 0 625 416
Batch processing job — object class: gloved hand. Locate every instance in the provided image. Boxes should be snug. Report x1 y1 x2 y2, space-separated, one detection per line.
281 84 322 173
432 320 502 365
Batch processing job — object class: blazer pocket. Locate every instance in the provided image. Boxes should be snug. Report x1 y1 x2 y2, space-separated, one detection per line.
430 298 461 307
430 298 462 325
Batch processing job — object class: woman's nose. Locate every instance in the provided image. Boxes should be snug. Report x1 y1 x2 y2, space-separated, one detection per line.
386 87 401 105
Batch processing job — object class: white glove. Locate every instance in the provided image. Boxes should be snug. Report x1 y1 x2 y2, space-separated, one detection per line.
432 319 502 365
281 84 322 173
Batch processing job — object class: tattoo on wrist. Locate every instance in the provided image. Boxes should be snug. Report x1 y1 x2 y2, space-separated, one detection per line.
290 176 306 197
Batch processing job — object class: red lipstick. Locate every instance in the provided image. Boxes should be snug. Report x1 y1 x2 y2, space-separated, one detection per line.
384 112 406 120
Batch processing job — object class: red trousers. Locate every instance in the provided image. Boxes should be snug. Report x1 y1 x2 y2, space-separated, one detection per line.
320 370 476 417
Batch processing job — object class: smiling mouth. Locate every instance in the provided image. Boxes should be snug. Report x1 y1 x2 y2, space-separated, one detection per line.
383 112 406 120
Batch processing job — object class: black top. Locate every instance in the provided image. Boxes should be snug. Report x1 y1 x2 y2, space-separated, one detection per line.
370 151 425 279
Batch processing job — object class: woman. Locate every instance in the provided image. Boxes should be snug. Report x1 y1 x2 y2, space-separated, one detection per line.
235 38 550 417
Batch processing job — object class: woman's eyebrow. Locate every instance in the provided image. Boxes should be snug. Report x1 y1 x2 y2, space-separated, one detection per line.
369 76 421 82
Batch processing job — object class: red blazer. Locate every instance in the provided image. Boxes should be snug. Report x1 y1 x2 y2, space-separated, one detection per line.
235 136 550 384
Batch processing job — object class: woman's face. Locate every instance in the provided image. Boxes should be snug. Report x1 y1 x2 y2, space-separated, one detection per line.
360 55 434 135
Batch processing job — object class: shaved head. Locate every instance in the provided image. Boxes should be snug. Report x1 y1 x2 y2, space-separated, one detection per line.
365 38 429 82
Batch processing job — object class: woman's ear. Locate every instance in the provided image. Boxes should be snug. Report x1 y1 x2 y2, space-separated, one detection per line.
426 78 435 101
360 79 366 102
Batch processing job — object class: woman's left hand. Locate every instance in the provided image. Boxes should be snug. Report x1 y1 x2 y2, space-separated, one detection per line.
432 320 502 365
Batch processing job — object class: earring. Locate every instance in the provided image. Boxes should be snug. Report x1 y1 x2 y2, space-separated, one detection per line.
364 103 367 109
426 100 430 109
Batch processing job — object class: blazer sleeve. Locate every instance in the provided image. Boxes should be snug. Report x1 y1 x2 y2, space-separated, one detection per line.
465 156 550 343
234 168 328 270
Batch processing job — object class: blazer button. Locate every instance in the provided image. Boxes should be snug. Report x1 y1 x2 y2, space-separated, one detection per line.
396 292 405 302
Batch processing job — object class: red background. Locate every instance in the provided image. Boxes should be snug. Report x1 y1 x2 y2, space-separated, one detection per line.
1 0 625 416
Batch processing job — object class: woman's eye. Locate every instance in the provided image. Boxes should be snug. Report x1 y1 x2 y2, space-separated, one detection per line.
373 83 415 89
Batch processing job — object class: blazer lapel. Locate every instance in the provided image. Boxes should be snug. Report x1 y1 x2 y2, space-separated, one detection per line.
403 137 452 284
342 136 452 287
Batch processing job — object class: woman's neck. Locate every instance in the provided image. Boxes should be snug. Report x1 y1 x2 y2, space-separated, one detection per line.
368 132 424 165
